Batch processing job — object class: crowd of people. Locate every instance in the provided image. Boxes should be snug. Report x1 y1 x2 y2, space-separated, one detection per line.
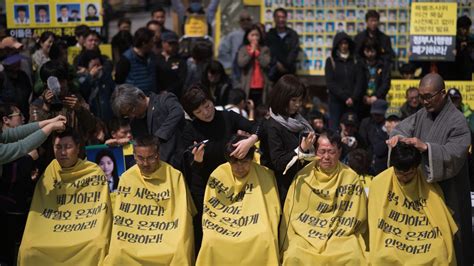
0 4 473 266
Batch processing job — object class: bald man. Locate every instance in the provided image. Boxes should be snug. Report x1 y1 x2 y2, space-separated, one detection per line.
387 73 472 265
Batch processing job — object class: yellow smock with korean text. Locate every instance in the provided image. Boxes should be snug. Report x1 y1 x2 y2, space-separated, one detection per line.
104 162 196 265
196 162 281 265
368 167 457 265
280 161 368 265
18 159 112 266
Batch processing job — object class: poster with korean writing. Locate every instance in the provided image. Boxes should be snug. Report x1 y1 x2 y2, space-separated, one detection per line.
387 80 474 109
259 0 474 76
409 2 457 62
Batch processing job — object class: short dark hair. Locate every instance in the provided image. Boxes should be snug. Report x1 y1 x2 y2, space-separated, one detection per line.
181 85 212 116
347 149 371 175
49 39 68 60
228 89 246 105
269 74 306 117
108 118 130 134
71 10 78 14
457 15 472 29
405 86 418 97
37 6 48 12
390 142 421 172
38 31 55 45
118 17 131 27
85 30 101 39
0 103 18 118
317 130 342 150
191 40 213 62
133 27 154 48
224 135 255 162
202 60 228 86
242 24 264 46
74 24 90 38
60 5 68 10
151 6 166 17
53 127 82 146
359 37 381 59
365 10 380 21
77 49 102 68
17 6 26 12
40 60 68 82
133 135 160 152
273 7 287 18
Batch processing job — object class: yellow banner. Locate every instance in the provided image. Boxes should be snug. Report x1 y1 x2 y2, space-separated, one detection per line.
67 44 112 65
368 167 457 265
104 163 196 265
18 159 112 266
197 162 281 265
6 0 103 29
410 3 457 36
387 80 474 109
184 14 209 37
280 161 368 265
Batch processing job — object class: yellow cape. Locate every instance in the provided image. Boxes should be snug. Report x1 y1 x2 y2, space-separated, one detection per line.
368 167 457 265
280 161 368 265
18 159 112 266
104 162 196 265
196 162 281 265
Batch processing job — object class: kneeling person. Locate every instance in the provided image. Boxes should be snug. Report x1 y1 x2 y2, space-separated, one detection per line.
18 129 112 266
196 136 281 265
104 135 196 265
280 131 368 265
368 143 457 265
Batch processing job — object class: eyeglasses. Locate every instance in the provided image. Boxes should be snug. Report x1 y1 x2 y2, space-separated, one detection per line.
134 154 158 164
121 107 136 119
8 112 23 118
418 89 444 101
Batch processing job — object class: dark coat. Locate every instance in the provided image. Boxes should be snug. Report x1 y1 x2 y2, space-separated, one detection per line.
267 27 300 81
325 32 364 103
358 59 391 99
359 117 388 175
260 117 308 203
155 54 188 99
131 92 185 169
354 28 394 66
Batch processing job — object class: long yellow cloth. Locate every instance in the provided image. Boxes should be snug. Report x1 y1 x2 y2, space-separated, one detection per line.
280 161 368 265
368 167 457 265
196 162 281 265
18 159 112 266
104 162 196 265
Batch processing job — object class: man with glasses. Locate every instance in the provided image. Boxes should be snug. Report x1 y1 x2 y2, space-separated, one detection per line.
104 135 195 265
387 73 472 265
280 131 368 264
110 84 185 170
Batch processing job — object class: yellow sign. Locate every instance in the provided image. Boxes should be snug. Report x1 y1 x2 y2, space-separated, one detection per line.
184 14 209 37
387 80 474 109
6 0 103 29
243 0 261 6
410 3 457 36
67 44 112 65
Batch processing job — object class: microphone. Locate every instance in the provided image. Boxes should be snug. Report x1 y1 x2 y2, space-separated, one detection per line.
187 139 209 150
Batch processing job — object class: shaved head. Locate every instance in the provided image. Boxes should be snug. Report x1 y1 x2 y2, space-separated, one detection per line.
418 73 447 113
419 73 445 93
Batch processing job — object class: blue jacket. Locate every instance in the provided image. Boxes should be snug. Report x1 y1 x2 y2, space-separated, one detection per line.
122 48 156 93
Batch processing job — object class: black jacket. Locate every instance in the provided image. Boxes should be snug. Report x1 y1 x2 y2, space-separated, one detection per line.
130 92 185 169
325 32 364 103
358 59 391 99
354 29 394 66
155 54 188 99
359 117 388 175
260 117 308 202
267 27 300 81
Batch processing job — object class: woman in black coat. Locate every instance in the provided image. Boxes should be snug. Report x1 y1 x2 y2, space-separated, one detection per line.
260 74 316 203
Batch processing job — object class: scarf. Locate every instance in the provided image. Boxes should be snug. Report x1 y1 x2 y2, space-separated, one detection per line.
270 108 314 133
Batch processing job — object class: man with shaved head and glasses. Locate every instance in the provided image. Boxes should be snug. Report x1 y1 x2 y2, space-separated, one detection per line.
387 73 472 265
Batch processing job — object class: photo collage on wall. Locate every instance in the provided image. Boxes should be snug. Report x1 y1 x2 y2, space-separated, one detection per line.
261 0 474 76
